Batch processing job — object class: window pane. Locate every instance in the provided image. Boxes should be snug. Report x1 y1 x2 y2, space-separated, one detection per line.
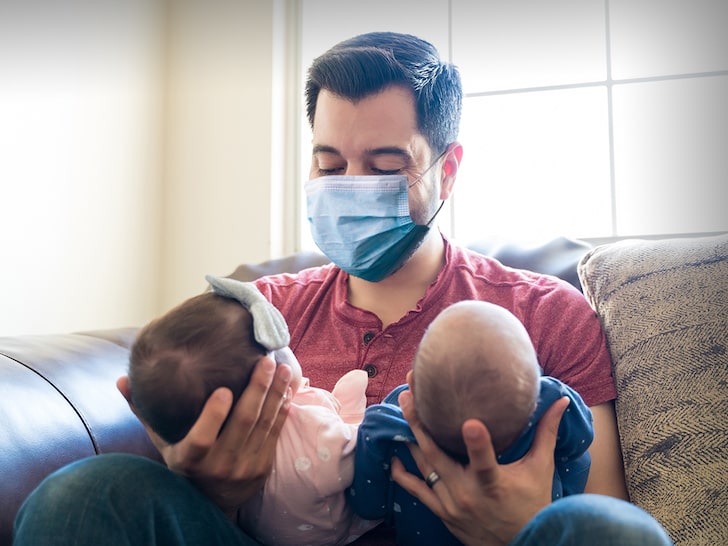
454 87 612 241
452 0 607 92
610 0 728 79
612 75 728 235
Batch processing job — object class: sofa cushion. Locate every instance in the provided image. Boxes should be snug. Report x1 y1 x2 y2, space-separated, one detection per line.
227 237 592 291
578 234 728 546
468 236 592 292
228 251 331 282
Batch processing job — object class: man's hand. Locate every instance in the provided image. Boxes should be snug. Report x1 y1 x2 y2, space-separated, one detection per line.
117 356 292 519
391 389 569 546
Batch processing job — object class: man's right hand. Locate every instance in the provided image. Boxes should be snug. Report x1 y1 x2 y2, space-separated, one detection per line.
392 389 569 546
117 355 292 519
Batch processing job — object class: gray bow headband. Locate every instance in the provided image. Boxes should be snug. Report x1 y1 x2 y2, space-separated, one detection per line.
205 275 290 351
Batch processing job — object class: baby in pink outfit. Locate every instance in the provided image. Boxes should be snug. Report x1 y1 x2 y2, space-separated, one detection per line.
128 276 379 545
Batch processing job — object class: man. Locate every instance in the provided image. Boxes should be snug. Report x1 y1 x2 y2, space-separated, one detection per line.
14 32 671 546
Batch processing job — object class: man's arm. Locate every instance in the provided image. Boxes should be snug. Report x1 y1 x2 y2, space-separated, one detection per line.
117 356 292 519
585 401 629 500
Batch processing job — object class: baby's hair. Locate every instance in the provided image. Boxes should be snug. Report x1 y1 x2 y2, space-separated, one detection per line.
412 301 540 460
128 292 266 444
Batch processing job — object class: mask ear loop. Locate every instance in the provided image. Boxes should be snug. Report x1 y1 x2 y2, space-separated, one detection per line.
407 148 449 188
407 148 449 225
425 199 446 227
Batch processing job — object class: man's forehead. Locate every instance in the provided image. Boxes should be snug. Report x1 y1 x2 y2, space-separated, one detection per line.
311 91 429 160
313 88 417 128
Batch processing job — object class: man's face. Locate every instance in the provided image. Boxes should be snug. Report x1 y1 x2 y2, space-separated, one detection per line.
309 86 442 225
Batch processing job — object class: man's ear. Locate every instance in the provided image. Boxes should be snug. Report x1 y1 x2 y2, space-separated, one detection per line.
440 141 463 200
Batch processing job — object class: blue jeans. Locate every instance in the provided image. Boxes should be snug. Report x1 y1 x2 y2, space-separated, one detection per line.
511 494 673 545
14 454 673 546
14 454 257 546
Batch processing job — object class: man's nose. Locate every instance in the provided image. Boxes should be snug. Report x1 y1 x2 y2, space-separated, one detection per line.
344 163 368 177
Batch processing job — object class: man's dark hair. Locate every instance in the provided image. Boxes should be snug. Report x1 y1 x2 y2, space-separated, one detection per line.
128 293 266 444
305 32 462 155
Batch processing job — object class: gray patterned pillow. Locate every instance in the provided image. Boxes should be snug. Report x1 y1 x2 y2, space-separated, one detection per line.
578 234 728 546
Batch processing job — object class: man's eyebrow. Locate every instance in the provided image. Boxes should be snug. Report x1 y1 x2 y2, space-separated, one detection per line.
312 144 341 155
311 144 412 159
368 146 412 159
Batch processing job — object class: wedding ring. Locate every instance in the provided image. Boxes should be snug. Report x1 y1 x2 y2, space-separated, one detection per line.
425 470 441 488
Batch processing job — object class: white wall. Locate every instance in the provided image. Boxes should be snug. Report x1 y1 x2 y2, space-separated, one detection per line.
0 0 282 335
0 0 165 336
160 0 282 312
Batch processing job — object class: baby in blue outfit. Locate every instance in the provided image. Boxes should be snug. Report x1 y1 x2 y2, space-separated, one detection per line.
348 300 594 545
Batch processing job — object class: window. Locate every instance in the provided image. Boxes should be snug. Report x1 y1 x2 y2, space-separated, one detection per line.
297 0 727 249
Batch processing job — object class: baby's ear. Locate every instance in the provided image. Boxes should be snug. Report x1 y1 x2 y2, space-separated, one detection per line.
116 376 132 404
405 369 414 392
116 376 142 419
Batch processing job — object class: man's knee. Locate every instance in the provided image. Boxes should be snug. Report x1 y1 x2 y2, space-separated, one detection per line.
22 453 168 504
513 494 673 546
15 454 173 542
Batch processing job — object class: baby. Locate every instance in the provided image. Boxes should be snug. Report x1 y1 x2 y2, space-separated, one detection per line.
128 275 378 546
349 300 594 545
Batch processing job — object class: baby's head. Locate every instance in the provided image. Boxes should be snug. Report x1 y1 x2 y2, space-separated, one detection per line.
410 300 540 460
128 291 301 444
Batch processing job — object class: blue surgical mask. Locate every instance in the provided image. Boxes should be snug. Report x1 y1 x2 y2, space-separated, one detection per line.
305 171 444 282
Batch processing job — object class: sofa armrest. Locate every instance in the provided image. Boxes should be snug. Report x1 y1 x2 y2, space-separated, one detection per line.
0 331 160 546
578 233 728 546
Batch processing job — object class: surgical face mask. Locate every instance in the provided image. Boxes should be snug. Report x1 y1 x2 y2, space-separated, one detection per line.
304 160 444 282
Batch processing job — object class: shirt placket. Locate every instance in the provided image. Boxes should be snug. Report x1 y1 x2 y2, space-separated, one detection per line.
359 329 398 404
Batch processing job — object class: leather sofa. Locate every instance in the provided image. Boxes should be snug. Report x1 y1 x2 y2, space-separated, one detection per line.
2 235 725 546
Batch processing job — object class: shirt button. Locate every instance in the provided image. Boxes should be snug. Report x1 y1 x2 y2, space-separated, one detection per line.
363 332 375 344
363 364 378 378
